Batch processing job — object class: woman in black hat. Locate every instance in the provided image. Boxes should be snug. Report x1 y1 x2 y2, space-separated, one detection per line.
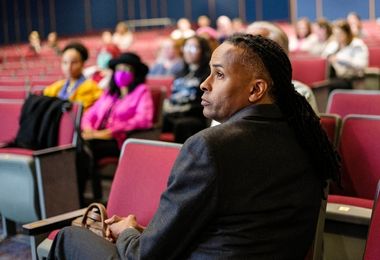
80 52 154 196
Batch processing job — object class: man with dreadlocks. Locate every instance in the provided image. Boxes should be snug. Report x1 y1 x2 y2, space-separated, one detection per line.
49 34 340 260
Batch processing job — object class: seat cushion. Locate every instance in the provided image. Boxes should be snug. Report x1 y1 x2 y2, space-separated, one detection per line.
0 147 34 156
328 194 374 209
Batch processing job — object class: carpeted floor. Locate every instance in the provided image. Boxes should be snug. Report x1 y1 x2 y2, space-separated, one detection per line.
0 221 31 260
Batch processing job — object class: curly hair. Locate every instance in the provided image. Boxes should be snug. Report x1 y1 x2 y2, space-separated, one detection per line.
62 42 89 62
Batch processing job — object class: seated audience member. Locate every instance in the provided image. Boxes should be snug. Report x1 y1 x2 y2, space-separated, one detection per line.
27 30 42 55
112 21 134 52
101 30 113 45
81 52 153 179
310 18 334 57
196 15 219 51
84 43 121 89
216 15 233 42
43 42 102 111
323 20 369 91
148 37 184 76
232 17 246 33
162 35 211 143
289 17 318 53
46 31 62 55
347 11 366 38
170 18 195 40
196 15 217 37
196 26 220 52
197 15 212 29
48 34 340 260
246 21 319 113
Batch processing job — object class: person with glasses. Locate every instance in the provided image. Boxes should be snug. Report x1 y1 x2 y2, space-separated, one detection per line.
161 35 212 143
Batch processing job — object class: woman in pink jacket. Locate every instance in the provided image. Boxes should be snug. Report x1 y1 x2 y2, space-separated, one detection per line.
81 52 153 167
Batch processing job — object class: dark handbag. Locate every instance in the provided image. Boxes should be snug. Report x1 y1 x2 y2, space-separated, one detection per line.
72 203 109 239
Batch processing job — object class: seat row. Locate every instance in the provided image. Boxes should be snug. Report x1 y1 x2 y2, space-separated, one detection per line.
317 89 380 259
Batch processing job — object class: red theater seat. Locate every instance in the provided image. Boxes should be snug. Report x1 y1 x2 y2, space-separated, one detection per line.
23 138 182 259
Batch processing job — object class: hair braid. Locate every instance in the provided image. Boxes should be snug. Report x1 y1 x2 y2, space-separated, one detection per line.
227 34 340 184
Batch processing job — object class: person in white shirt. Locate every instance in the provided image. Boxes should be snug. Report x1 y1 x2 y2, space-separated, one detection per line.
112 21 134 52
289 17 318 53
310 18 334 57
322 20 368 91
170 18 195 40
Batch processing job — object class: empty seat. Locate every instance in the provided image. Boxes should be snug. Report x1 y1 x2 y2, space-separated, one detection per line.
0 99 24 145
363 180 380 260
319 113 342 147
326 89 380 119
291 56 328 86
334 115 380 200
0 86 29 99
146 75 174 98
324 115 380 259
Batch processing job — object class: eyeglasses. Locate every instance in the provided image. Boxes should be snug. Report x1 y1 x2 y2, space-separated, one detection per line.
183 45 200 54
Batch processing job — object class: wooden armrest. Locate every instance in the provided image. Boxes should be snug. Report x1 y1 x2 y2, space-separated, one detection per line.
310 80 332 89
326 202 372 225
364 67 380 75
22 208 86 236
32 144 75 156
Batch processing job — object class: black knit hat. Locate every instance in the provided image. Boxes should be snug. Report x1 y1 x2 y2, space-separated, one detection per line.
108 52 149 78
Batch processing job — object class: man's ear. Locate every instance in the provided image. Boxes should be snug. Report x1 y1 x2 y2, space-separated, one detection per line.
248 79 270 103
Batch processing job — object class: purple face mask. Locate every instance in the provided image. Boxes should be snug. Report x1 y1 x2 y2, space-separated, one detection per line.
114 71 134 88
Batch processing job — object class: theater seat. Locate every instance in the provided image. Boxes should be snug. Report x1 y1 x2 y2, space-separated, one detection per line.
22 138 182 260
324 115 380 259
0 98 83 242
319 113 342 147
363 180 380 260
326 89 380 119
92 85 167 200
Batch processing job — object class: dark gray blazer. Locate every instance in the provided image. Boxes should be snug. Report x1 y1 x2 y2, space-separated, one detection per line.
117 104 322 260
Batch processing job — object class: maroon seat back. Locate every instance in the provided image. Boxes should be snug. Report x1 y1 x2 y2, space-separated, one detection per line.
327 90 380 119
146 76 174 98
0 87 28 99
363 181 380 259
291 56 327 86
147 85 166 127
368 47 380 68
0 99 24 144
107 139 181 226
319 113 342 147
57 102 82 146
338 115 380 199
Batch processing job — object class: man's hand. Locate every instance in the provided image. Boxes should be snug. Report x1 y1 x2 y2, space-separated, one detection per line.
105 215 146 241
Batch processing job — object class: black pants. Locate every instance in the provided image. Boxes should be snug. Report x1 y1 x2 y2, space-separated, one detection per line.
326 78 354 93
48 226 119 260
162 113 207 143
77 139 120 204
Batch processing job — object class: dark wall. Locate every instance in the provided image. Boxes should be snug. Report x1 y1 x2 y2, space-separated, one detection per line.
1 0 377 46
296 0 380 21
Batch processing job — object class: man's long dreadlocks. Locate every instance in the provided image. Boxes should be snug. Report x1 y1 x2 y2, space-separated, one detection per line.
226 34 340 184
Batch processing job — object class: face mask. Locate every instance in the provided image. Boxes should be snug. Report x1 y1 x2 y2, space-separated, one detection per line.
114 71 134 88
97 52 112 69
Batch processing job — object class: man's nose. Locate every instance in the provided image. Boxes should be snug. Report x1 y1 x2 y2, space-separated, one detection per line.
200 76 210 91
